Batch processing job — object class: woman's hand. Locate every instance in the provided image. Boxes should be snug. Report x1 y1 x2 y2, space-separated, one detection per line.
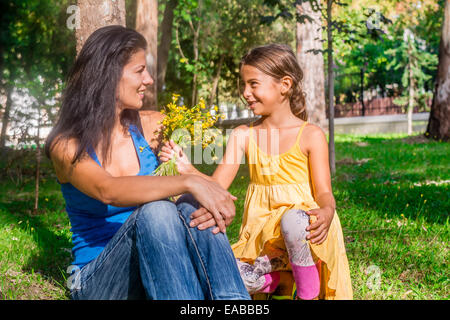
189 207 221 234
186 175 237 234
305 206 334 244
159 140 194 175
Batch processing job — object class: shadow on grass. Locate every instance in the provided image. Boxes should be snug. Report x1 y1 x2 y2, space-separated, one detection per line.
0 191 72 293
334 135 449 225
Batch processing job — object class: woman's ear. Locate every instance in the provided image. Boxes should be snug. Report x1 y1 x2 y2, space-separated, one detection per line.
280 76 293 96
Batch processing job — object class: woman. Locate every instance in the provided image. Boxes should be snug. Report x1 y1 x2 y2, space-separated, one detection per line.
45 25 249 300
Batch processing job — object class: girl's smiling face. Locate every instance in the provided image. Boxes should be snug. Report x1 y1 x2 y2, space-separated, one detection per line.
117 49 153 110
240 64 286 116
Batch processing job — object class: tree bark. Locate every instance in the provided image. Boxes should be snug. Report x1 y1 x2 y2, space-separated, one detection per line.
76 0 126 55
426 0 450 141
189 15 201 107
295 0 327 130
34 107 41 214
0 84 13 148
136 0 158 110
326 0 335 175
157 0 178 93
209 54 225 107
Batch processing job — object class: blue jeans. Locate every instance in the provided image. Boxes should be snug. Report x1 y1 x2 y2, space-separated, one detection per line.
70 195 250 300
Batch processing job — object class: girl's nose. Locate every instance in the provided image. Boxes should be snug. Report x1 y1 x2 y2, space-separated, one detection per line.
243 85 252 99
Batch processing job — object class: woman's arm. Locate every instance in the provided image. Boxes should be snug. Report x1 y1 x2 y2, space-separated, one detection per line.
50 137 235 233
301 125 336 244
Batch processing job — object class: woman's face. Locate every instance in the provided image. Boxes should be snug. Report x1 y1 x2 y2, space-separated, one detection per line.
117 49 153 110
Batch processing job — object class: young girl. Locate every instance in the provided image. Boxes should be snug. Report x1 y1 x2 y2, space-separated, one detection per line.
160 44 353 300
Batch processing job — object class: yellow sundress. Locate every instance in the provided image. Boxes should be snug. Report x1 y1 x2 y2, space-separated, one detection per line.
231 121 353 300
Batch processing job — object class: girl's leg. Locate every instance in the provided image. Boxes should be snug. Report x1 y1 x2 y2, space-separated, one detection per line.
281 209 320 300
176 194 251 300
236 256 280 295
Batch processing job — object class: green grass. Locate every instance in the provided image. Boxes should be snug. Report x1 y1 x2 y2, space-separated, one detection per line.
0 133 448 299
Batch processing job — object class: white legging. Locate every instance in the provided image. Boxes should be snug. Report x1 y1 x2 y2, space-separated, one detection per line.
237 209 316 294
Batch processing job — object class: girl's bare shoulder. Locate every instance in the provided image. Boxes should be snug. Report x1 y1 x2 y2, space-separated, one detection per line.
301 123 328 154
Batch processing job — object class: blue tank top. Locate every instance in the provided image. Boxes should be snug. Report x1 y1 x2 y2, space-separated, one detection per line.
60 125 159 268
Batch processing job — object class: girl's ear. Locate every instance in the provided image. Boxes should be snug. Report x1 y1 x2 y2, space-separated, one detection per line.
280 76 293 96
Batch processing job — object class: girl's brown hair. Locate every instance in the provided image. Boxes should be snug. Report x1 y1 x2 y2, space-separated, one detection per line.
239 43 307 121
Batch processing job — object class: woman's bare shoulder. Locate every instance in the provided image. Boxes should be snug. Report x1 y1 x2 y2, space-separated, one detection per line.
139 110 164 140
48 135 80 182
139 110 164 127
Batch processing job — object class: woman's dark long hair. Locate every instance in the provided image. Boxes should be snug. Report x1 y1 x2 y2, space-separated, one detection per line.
45 25 147 166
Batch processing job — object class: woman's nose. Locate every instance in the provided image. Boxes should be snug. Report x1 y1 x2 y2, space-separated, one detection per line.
143 70 154 86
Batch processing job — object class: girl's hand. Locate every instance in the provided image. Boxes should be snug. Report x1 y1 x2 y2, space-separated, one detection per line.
305 207 334 244
159 140 194 175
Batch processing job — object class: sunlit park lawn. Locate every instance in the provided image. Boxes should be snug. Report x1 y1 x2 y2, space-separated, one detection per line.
0 133 448 300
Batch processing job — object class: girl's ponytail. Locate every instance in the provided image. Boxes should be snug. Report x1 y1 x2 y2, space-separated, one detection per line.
289 81 307 121
239 43 308 121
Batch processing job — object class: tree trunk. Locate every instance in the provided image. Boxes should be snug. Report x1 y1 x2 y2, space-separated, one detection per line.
136 0 158 110
0 84 13 148
209 54 225 107
190 18 200 107
326 0 335 175
295 0 327 130
157 0 178 93
34 108 41 214
426 0 450 141
408 52 414 135
76 0 126 55
406 29 415 135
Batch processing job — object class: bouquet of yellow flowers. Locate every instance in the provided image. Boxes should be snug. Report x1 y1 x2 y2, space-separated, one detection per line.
153 94 222 176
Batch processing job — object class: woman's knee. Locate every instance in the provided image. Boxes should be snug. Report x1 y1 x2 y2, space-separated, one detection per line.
175 194 199 221
136 200 184 237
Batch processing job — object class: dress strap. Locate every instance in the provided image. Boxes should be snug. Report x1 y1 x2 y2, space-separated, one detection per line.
87 146 101 166
295 121 308 145
129 124 159 175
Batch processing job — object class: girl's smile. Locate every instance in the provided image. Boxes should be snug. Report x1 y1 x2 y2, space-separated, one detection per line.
240 64 286 116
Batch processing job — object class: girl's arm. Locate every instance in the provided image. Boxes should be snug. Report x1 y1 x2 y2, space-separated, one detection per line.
160 125 248 190
301 125 336 245
159 125 248 229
